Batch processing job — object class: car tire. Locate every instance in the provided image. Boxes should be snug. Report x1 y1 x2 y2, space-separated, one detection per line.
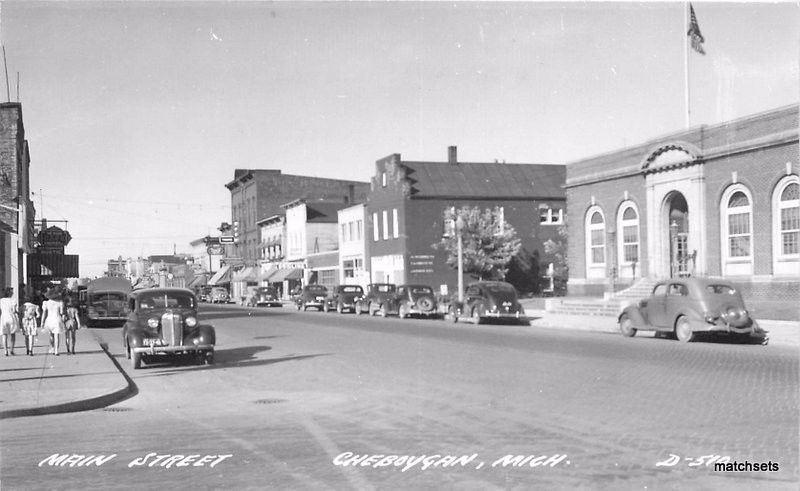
619 314 637 337
675 316 695 343
129 344 142 369
472 308 483 325
205 351 215 365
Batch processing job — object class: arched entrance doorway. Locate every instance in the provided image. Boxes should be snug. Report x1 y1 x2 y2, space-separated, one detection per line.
664 192 692 277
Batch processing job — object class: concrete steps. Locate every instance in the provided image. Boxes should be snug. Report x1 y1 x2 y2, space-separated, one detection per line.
544 298 621 317
610 278 658 300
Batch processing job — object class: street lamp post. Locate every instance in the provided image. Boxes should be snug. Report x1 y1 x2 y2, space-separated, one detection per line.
455 215 465 303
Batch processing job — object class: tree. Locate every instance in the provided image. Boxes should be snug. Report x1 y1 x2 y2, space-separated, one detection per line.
542 224 568 294
433 206 522 281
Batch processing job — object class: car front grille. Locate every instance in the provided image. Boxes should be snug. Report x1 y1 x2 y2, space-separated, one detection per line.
161 313 183 346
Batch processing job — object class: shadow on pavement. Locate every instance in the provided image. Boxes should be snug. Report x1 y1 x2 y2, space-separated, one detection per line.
137 352 330 377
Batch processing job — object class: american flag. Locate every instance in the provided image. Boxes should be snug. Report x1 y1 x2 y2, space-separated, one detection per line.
687 4 706 55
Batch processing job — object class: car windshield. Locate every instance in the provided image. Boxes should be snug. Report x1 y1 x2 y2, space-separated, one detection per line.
373 285 395 293
410 286 433 295
341 286 363 293
483 283 516 295
706 284 736 295
139 292 195 309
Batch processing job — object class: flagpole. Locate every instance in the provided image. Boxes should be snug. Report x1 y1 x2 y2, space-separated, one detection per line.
684 2 690 129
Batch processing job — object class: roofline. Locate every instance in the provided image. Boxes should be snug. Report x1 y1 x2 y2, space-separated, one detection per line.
256 214 285 226
409 195 566 201
567 103 799 166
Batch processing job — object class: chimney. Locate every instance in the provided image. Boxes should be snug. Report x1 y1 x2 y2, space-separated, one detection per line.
348 184 355 204
448 146 457 165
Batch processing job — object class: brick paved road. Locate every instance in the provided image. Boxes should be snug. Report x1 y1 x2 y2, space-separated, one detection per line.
1 304 796 489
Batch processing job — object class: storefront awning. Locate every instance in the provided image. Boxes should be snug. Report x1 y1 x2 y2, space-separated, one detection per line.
269 268 303 282
261 266 279 281
207 265 231 286
187 274 208 288
232 266 260 283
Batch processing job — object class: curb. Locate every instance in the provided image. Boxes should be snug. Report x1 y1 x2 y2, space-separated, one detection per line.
0 332 138 420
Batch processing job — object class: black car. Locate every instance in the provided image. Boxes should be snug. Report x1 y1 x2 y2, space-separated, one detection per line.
295 284 329 311
394 284 439 319
449 281 526 324
253 286 282 307
354 283 398 316
121 288 215 369
323 285 364 313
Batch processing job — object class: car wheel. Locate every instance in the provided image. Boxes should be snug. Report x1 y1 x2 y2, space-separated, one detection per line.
619 314 637 338
472 307 483 325
675 316 695 343
205 351 215 365
129 345 142 369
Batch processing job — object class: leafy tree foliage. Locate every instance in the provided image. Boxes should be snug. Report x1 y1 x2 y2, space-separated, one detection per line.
542 224 568 293
433 206 522 281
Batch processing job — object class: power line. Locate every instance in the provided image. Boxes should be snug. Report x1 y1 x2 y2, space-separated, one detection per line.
32 190 230 209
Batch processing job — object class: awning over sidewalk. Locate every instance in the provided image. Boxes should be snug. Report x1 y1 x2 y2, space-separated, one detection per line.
207 265 231 286
187 274 208 288
231 266 260 283
261 266 279 281
268 268 303 283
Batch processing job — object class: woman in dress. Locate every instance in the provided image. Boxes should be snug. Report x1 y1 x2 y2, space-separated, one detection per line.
41 288 65 356
21 294 41 356
63 297 81 355
0 287 19 356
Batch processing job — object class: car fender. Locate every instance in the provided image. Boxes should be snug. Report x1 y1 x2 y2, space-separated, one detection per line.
672 309 707 332
196 324 216 346
619 304 647 327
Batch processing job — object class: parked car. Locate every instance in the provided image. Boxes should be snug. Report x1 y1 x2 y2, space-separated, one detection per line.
354 283 398 316
209 287 230 304
122 288 215 369
618 277 768 343
394 284 440 319
249 286 282 307
323 285 364 313
295 284 329 311
449 281 526 324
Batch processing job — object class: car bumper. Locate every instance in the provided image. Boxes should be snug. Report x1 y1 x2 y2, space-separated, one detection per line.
407 308 439 316
483 311 525 319
304 301 324 308
133 344 214 355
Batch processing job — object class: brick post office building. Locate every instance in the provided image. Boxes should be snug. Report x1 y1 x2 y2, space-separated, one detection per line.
366 146 566 293
225 169 369 266
565 104 799 305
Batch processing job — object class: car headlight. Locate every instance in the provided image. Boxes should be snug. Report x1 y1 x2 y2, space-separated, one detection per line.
185 316 197 327
704 311 719 324
147 317 159 328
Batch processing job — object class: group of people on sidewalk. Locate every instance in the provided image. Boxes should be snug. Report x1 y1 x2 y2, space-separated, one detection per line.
0 287 82 357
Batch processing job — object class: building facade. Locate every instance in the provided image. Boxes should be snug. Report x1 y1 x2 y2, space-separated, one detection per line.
337 203 369 289
224 169 369 266
0 103 36 298
565 104 799 304
366 146 566 293
283 199 347 290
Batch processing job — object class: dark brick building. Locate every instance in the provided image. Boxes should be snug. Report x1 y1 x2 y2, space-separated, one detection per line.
366 146 566 294
565 104 799 304
225 169 369 266
0 103 36 297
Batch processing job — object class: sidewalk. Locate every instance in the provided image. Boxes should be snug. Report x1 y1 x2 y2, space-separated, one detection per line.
0 328 133 419
520 299 800 347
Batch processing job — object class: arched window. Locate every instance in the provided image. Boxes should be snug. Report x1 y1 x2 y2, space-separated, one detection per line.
617 202 640 278
585 206 606 279
772 175 800 275
720 184 753 275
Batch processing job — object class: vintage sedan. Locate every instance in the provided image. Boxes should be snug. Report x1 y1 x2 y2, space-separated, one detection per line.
618 277 768 343
209 287 230 304
354 283 398 316
253 286 282 307
449 281 526 324
122 288 215 369
295 284 329 311
323 285 364 313
395 284 440 319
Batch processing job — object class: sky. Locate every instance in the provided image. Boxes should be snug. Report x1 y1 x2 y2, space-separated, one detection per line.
0 1 797 277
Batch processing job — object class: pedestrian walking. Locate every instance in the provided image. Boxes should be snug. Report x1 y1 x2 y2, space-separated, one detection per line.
41 288 65 356
21 295 41 356
0 287 19 356
63 298 82 355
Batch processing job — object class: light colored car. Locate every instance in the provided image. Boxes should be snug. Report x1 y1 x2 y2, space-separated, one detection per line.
209 287 230 304
618 277 768 343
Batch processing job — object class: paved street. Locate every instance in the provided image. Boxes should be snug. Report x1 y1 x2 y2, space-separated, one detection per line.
1 303 797 489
